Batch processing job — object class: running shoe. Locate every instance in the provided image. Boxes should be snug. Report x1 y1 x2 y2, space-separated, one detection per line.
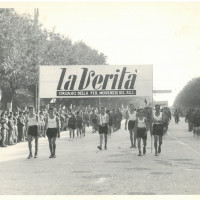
143 147 146 154
52 155 56 158
158 146 161 154
105 147 107 150
138 151 142 156
49 155 53 158
27 154 33 159
97 146 102 150
155 152 159 156
34 153 38 158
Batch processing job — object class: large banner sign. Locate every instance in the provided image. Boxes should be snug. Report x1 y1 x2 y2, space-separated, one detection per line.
39 65 153 98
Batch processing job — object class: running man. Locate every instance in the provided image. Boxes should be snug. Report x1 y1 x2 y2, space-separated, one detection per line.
135 108 148 156
151 104 164 156
45 108 60 158
97 107 109 150
26 107 39 159
125 104 137 148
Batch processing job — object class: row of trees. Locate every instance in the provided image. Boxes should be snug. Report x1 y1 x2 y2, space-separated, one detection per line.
173 77 200 108
0 9 107 109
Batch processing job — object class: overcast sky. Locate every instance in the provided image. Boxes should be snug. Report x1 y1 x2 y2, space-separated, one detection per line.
2 1 200 106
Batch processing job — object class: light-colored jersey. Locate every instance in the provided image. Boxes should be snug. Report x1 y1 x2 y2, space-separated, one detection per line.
99 113 108 125
137 117 146 128
28 114 37 126
128 110 137 121
48 116 57 128
153 112 162 124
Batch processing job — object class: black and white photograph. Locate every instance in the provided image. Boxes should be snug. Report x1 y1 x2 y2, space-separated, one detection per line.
0 1 200 197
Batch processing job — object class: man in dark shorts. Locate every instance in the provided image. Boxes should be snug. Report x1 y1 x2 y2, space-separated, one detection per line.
97 107 109 150
45 107 60 158
135 109 148 156
125 104 137 148
151 104 164 156
26 107 39 159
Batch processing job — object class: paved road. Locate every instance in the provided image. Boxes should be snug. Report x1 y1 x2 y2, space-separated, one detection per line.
1 118 200 195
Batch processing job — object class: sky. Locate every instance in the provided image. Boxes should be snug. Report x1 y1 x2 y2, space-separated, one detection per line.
2 1 200 106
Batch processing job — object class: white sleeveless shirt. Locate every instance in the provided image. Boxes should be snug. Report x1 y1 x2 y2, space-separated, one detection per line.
99 113 108 125
28 115 37 126
153 112 162 124
128 110 137 121
48 116 57 128
137 117 146 128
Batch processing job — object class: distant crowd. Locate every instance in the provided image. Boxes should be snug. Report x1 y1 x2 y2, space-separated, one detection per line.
185 107 200 138
0 106 125 147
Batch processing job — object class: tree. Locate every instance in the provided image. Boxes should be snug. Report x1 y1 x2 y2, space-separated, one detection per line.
70 41 107 65
0 9 48 109
173 77 200 108
0 9 107 109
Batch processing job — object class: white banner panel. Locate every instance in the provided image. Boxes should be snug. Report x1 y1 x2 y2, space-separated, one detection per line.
39 65 153 98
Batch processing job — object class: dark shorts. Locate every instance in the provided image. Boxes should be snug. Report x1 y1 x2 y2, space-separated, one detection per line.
28 125 38 137
99 125 108 134
46 128 57 138
77 123 82 129
152 124 164 136
128 120 136 130
163 122 168 128
109 121 113 126
92 119 97 124
137 127 147 139
69 124 76 130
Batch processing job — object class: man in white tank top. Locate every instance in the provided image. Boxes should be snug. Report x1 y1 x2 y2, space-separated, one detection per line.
151 104 164 156
44 107 60 158
125 104 137 148
135 108 148 156
26 106 38 159
97 107 109 150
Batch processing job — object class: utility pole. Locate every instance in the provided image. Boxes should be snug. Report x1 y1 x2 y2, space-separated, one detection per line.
34 8 40 113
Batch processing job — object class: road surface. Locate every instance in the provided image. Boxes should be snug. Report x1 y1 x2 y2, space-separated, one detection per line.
0 118 200 195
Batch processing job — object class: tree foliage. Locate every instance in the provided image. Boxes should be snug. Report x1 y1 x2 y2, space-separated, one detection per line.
0 9 107 109
173 77 200 108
